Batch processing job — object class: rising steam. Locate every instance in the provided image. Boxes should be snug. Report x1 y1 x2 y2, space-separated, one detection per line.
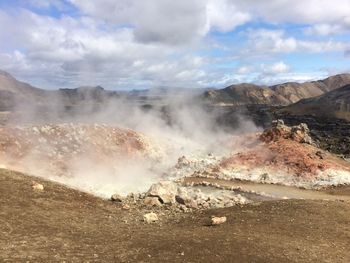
0 88 260 197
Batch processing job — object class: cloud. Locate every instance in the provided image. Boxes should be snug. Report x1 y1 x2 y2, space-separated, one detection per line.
229 61 330 86
234 0 350 26
345 50 350 58
244 29 348 55
206 0 250 32
261 61 290 75
236 66 252 75
0 9 215 89
0 1 349 89
27 0 71 10
69 0 250 45
305 24 345 36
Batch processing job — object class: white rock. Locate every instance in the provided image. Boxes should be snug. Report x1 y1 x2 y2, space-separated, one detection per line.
143 212 159 223
32 181 44 191
211 216 227 225
147 181 178 204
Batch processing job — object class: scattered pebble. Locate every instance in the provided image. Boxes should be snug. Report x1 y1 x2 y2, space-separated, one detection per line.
143 212 159 223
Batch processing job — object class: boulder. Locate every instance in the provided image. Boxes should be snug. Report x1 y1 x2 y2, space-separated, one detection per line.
291 123 313 144
147 181 178 204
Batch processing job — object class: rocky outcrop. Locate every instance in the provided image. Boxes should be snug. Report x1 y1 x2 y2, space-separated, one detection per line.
260 119 313 145
213 121 350 187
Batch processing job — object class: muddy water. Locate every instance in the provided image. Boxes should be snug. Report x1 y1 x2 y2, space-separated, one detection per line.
184 177 350 201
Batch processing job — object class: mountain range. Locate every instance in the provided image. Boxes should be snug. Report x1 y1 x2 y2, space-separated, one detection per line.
1 69 350 121
203 73 350 106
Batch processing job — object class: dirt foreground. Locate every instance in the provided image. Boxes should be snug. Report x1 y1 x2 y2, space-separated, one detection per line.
1 169 350 263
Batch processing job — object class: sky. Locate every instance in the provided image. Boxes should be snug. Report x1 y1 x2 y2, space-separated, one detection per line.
0 0 349 90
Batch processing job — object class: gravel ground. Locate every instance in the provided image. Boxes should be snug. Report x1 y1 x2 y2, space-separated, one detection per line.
1 169 350 262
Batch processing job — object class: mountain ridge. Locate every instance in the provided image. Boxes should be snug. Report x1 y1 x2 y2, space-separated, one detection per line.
204 73 350 106
280 84 350 121
1 70 350 111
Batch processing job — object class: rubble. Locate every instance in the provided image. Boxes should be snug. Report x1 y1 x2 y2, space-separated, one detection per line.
211 216 227 226
143 212 159 223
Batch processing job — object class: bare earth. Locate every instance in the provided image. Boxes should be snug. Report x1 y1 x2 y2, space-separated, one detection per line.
1 169 350 263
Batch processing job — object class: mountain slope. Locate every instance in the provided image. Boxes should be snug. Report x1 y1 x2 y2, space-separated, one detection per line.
204 73 350 106
280 84 350 121
0 70 47 110
0 71 122 112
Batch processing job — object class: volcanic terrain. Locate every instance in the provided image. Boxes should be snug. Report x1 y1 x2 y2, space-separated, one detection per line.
1 70 350 262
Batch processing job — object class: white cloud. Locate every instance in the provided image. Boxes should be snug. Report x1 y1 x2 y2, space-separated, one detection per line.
206 0 250 32
236 66 252 75
69 0 250 45
234 0 350 27
27 0 71 10
0 9 216 89
0 1 350 89
244 29 348 55
305 24 345 36
261 61 290 75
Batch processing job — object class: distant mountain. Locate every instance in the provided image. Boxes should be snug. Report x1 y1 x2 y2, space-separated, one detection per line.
204 83 290 106
0 70 47 110
280 84 350 121
0 71 122 111
204 74 350 106
1 69 350 116
0 70 43 95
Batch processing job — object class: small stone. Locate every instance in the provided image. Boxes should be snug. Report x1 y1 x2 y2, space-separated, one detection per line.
185 199 198 209
179 204 189 212
111 194 124 202
122 204 130 210
175 156 191 168
144 197 162 207
143 212 158 223
175 195 186 205
32 181 44 191
211 216 227 226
